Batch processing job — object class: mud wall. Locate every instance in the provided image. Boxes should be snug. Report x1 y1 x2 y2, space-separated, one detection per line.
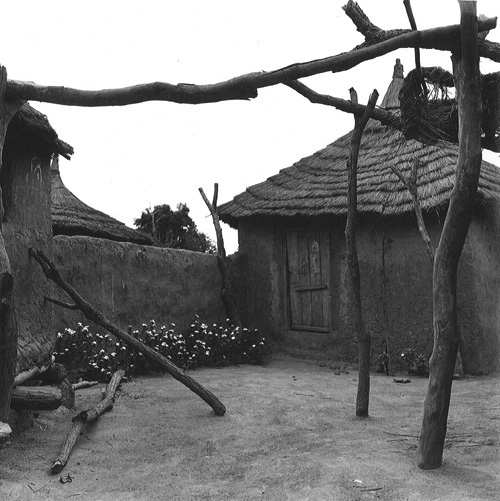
2 153 55 372
236 213 499 374
51 236 225 336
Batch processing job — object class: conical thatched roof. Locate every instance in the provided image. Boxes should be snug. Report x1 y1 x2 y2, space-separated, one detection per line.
219 60 500 228
51 157 152 245
4 103 73 160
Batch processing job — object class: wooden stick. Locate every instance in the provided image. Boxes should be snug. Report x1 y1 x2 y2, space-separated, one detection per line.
13 364 49 387
72 381 99 391
51 370 124 474
29 248 226 416
199 185 241 327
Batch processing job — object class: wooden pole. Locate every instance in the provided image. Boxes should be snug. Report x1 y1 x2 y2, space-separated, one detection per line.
345 88 379 417
199 185 241 327
29 249 226 416
417 0 483 470
51 369 124 474
0 65 24 425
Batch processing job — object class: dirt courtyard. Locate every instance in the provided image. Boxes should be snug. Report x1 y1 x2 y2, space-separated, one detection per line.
1 356 499 500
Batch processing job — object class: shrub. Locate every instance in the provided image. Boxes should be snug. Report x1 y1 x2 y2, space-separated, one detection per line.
54 316 266 382
400 348 429 377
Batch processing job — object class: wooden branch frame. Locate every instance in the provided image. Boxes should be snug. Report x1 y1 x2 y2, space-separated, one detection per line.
4 16 497 107
29 248 226 416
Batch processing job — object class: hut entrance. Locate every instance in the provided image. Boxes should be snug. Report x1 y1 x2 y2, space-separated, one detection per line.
286 227 330 333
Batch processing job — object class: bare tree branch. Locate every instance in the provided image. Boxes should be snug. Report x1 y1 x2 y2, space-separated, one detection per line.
4 15 497 107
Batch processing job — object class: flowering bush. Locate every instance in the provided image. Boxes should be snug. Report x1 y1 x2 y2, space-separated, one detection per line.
54 316 266 382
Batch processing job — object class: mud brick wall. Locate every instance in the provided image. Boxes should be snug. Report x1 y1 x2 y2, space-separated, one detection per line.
51 236 226 337
2 154 55 372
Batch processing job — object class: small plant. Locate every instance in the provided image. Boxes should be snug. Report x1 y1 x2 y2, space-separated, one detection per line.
401 348 429 377
54 317 266 382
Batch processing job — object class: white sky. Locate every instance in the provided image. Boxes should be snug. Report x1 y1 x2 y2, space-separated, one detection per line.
1 0 499 253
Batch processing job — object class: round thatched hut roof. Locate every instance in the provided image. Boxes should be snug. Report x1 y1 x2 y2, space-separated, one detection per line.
4 103 74 161
51 157 152 245
219 60 500 228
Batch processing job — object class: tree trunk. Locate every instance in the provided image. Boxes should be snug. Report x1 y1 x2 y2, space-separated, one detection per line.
345 89 379 418
0 66 24 424
416 1 483 470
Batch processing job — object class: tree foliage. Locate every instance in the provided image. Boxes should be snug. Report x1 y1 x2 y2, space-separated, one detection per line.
134 203 215 253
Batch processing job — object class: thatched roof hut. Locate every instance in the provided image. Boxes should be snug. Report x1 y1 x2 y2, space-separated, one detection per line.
218 60 500 375
51 156 152 245
220 61 500 227
2 104 75 373
3 103 73 162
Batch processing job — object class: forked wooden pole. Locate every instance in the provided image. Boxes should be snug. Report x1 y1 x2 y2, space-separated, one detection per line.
51 369 124 473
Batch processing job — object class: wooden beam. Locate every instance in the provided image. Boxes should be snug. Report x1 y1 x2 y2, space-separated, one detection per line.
4 16 497 107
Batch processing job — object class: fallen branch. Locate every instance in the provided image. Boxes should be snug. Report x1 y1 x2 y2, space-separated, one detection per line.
51 369 124 474
72 381 99 391
29 248 226 416
10 386 63 411
13 364 49 387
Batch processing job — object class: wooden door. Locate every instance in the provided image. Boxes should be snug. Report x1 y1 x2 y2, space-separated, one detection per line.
286 227 330 332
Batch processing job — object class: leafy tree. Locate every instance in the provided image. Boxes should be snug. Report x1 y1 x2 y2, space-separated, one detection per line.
134 203 216 253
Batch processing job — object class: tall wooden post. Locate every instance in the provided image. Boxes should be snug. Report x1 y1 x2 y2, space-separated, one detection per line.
345 88 378 417
417 0 483 469
0 66 23 426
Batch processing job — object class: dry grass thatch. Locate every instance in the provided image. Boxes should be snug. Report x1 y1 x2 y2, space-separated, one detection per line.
219 62 500 229
51 158 152 245
5 103 73 160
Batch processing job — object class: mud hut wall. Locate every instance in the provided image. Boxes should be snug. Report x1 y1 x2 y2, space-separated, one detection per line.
51 236 225 335
235 213 498 374
457 207 500 374
235 219 288 341
1 153 54 372
336 216 439 368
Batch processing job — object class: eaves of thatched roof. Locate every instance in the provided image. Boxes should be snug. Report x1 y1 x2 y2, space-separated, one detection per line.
51 158 152 245
5 103 74 160
219 60 500 229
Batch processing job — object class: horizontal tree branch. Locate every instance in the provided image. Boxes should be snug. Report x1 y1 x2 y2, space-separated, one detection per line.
285 79 500 152
4 17 497 107
285 80 401 128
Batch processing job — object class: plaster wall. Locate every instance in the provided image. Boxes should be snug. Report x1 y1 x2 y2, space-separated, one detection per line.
236 213 499 374
2 154 55 372
50 236 226 337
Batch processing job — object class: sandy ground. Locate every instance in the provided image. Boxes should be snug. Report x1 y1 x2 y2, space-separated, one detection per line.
0 356 499 501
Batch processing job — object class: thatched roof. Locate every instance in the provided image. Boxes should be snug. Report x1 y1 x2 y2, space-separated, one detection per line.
219 60 500 228
4 103 73 160
51 157 152 245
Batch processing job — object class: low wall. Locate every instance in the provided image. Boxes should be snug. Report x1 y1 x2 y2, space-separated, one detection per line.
51 236 225 336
